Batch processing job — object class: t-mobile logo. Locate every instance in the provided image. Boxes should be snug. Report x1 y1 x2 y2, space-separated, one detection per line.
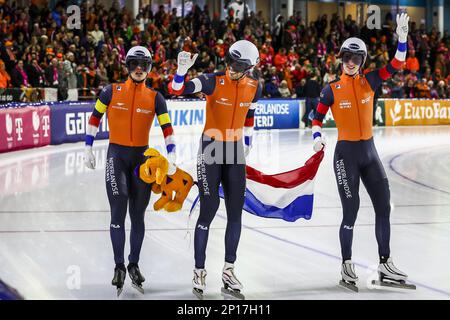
15 118 23 141
42 115 50 137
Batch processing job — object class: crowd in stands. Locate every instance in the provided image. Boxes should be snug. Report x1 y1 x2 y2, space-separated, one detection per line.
0 0 449 102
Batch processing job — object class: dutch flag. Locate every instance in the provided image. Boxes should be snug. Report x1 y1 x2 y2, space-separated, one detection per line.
191 151 324 222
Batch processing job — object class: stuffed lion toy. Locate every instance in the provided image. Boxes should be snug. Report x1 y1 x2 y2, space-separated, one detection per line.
135 148 194 213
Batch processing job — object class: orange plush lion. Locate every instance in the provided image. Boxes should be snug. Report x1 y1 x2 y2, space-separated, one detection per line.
135 148 194 213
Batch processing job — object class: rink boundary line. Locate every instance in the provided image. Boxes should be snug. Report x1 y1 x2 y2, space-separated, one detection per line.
214 214 450 298
2 202 450 214
2 220 450 234
388 147 450 196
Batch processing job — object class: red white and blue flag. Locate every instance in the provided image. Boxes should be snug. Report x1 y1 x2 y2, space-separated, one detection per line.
191 151 324 222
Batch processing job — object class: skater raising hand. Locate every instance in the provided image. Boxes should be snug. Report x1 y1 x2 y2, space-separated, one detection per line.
169 40 262 299
312 13 415 292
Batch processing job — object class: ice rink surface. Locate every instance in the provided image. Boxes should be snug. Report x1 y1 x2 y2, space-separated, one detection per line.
1 126 449 300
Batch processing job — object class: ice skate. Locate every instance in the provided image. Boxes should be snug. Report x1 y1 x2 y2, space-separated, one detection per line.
127 263 145 294
221 263 245 300
339 260 358 292
111 265 126 297
371 257 416 290
192 268 207 300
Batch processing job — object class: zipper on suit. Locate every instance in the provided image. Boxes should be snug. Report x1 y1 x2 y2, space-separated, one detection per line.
351 77 363 138
230 80 239 140
130 83 137 144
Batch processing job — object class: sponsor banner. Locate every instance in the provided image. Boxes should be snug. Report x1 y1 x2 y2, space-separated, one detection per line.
1 98 304 150
154 99 206 135
154 99 301 134
50 102 109 145
385 99 450 126
254 99 300 129
0 106 51 153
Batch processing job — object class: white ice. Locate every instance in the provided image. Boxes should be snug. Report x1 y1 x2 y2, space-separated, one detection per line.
0 126 449 300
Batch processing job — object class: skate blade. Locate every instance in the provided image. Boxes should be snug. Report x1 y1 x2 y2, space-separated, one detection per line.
371 280 416 290
116 287 123 297
221 287 245 300
192 288 204 300
339 280 359 292
131 283 144 294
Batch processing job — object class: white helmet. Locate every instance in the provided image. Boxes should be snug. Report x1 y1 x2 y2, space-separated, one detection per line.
125 46 152 73
339 37 367 67
225 40 260 72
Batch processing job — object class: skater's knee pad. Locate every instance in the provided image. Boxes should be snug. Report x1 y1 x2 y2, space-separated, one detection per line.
153 167 194 212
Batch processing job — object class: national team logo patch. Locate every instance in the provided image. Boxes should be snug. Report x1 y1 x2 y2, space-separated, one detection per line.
117 86 121 91
335 84 341 89
220 79 225 85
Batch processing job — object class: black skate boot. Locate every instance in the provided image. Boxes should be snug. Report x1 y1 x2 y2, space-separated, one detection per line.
112 264 126 297
127 263 145 294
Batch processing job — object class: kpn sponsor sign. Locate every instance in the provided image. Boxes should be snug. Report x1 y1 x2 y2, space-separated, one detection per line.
385 99 450 126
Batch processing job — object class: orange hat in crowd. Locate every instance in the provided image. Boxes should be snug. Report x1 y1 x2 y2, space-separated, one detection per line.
4 40 13 47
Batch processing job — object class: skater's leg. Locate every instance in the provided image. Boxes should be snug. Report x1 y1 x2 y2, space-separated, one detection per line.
333 142 361 262
361 176 391 261
221 162 246 264
219 141 246 299
128 154 152 264
106 144 130 266
360 142 391 261
194 138 222 269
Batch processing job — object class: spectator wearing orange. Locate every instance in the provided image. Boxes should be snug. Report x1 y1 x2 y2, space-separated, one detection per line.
274 48 288 71
405 50 420 73
287 46 299 64
0 60 11 88
415 78 431 98
433 68 444 83
147 66 163 89
214 39 226 59
261 39 275 57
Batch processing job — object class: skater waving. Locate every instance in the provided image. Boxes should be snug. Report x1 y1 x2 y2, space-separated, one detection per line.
312 13 415 291
169 40 262 299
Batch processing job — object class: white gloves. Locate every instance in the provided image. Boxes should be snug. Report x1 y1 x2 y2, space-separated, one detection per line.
84 146 96 169
396 12 410 43
176 51 198 76
313 137 326 153
167 151 177 175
